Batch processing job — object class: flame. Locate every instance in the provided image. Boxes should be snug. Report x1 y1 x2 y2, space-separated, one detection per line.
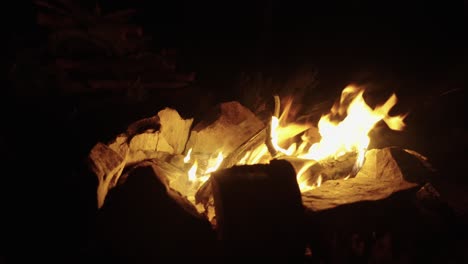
188 160 198 182
301 86 405 161
205 152 224 174
186 152 224 183
184 151 224 206
171 85 406 209
183 148 192 163
234 85 406 192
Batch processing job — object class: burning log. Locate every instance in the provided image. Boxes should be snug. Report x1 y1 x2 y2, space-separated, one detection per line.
185 101 265 156
90 161 218 261
195 127 269 206
302 147 433 212
124 108 193 165
279 151 358 186
88 142 128 208
210 159 305 258
300 148 458 264
88 107 193 207
190 101 266 206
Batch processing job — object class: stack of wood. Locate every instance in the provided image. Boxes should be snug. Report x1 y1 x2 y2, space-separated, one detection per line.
87 99 458 261
300 148 459 263
88 101 265 209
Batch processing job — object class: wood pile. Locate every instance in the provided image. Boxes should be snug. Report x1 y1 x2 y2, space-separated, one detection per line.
85 98 461 262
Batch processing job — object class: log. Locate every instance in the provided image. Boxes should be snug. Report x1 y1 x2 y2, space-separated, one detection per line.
122 107 193 165
191 102 266 206
279 151 358 186
299 148 459 264
124 115 161 142
210 159 305 258
88 107 193 207
302 147 434 212
88 142 128 208
195 132 355 207
185 101 265 157
157 108 193 155
194 127 268 206
90 162 219 262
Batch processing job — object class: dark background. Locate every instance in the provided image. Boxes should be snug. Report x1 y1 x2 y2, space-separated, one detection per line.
3 0 466 261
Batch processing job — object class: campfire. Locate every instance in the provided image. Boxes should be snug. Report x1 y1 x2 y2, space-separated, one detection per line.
90 84 408 206
88 84 439 259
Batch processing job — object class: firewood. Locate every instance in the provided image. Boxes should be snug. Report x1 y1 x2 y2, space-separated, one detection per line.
88 142 128 208
90 162 218 260
185 101 265 156
278 151 358 186
88 107 193 207
210 159 305 257
300 149 455 264
117 107 193 165
157 108 193 155
194 127 268 205
302 147 433 212
194 96 286 207
124 115 161 143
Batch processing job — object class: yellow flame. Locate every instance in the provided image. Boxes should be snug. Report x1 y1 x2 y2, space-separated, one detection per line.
317 174 322 187
239 85 406 192
183 148 192 163
205 152 224 174
188 160 198 182
177 85 406 206
301 87 405 161
238 151 251 165
187 152 224 186
271 116 295 155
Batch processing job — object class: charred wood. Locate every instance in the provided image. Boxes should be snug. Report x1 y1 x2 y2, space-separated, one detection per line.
210 159 305 259
90 162 219 262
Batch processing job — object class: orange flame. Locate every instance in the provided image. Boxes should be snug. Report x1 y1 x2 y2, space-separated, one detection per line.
178 85 406 207
236 85 406 191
